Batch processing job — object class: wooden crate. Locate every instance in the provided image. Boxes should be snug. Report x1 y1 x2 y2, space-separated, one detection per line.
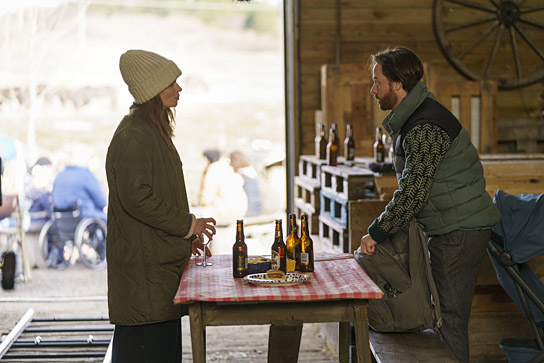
320 189 349 227
497 119 544 153
425 68 498 155
318 214 351 253
320 164 374 201
298 155 328 183
374 175 398 200
318 199 389 253
481 156 544 198
294 175 321 212
294 198 319 236
320 63 375 157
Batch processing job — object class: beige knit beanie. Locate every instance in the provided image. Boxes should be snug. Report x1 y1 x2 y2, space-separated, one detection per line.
119 49 181 104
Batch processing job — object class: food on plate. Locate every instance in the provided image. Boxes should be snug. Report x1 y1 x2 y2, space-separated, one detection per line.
248 256 270 264
266 269 286 280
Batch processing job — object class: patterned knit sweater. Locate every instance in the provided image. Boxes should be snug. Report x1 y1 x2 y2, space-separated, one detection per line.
371 123 451 240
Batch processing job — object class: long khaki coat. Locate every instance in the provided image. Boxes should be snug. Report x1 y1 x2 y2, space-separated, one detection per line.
105 107 195 325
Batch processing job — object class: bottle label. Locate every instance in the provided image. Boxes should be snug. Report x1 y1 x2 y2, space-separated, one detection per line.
300 253 309 264
236 255 247 271
271 250 280 270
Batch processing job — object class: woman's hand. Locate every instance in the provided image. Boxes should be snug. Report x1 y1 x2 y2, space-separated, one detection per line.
193 217 217 243
360 234 378 255
191 237 212 257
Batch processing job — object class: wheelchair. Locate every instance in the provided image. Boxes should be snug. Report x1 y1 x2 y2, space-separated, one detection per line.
38 201 107 270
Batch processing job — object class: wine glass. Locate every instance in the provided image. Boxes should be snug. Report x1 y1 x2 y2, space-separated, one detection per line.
196 235 212 267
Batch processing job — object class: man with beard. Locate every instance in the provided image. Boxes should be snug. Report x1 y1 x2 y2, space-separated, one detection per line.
359 47 500 362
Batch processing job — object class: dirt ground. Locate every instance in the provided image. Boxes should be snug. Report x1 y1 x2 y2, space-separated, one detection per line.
0 231 338 362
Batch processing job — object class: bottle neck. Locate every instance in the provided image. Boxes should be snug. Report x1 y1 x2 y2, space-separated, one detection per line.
236 223 244 241
375 128 382 142
275 222 283 240
300 217 308 236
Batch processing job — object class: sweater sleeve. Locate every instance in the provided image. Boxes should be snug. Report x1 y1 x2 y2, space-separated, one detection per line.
368 123 451 242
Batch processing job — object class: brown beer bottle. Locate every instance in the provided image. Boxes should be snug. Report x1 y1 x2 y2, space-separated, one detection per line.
232 219 248 278
271 219 286 272
326 123 339 166
285 214 301 272
299 215 314 272
374 127 385 163
344 124 355 161
315 123 327 160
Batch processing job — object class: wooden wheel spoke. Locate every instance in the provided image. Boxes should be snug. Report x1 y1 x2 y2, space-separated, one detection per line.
513 23 544 62
485 25 504 77
445 16 496 33
509 27 522 80
519 18 544 30
445 0 496 14
520 5 544 15
434 0 544 88
458 21 499 59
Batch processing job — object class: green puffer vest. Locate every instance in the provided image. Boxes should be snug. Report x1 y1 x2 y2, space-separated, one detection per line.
106 107 194 325
384 82 500 236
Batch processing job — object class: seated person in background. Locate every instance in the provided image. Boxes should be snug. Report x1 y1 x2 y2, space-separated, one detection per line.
230 150 263 218
197 149 221 206
52 163 107 222
199 151 247 225
26 157 54 232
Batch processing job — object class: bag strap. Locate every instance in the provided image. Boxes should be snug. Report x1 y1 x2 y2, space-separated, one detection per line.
411 221 443 329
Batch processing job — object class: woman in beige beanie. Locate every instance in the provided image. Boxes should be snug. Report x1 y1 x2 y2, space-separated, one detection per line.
106 49 216 362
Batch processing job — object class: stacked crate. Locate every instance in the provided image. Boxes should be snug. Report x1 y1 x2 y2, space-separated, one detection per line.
294 155 328 235
318 164 389 253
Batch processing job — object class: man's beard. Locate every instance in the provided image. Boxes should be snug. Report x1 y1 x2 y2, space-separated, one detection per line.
377 87 397 111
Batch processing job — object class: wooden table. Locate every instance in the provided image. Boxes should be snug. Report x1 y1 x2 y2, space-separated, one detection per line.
174 253 383 362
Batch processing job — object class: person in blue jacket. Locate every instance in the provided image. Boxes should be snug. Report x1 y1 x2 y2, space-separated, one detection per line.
52 164 107 222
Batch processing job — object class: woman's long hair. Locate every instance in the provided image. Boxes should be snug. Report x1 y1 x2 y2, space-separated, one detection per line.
136 95 176 149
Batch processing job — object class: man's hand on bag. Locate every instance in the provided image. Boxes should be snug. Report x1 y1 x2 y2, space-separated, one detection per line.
360 234 378 255
401 217 416 233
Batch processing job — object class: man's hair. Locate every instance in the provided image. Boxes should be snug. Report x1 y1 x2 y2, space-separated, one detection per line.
371 47 424 92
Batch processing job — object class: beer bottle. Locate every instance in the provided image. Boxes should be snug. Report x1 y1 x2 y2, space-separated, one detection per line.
232 219 248 278
285 214 301 272
344 124 355 161
271 219 286 272
299 215 314 272
374 127 385 163
315 123 327 160
326 123 338 166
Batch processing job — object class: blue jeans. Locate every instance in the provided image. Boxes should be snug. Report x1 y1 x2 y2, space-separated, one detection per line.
428 229 491 363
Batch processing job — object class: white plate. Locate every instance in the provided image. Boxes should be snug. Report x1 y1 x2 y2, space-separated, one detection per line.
243 272 311 287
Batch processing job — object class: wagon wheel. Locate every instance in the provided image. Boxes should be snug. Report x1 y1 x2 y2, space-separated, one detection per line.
433 0 544 89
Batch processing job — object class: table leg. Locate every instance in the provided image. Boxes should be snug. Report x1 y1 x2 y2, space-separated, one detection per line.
353 300 371 363
268 321 303 363
189 302 206 363
338 322 350 363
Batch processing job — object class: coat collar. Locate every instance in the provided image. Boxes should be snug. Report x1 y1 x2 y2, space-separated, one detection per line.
382 81 436 135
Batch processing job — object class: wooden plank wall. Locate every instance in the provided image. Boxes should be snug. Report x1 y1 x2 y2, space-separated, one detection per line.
287 0 543 159
320 63 375 156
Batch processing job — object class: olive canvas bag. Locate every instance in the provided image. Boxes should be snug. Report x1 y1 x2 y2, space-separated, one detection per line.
354 220 442 332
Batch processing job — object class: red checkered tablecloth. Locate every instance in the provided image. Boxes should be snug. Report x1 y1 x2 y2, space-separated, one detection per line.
173 253 383 304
